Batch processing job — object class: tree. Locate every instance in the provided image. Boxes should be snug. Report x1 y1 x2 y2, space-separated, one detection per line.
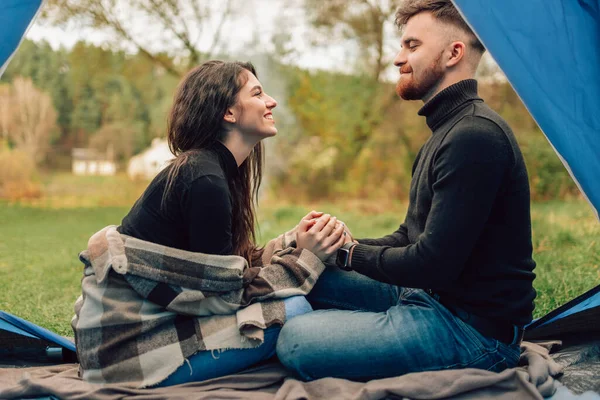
304 0 398 83
0 85 10 142
3 40 73 142
71 84 101 144
279 0 401 183
0 78 58 164
42 0 239 77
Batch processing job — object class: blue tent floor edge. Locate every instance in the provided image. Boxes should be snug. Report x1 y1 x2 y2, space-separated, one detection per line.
524 284 600 341
0 311 77 366
523 285 600 395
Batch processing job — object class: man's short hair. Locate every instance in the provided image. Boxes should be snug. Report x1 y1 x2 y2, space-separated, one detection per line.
395 0 485 54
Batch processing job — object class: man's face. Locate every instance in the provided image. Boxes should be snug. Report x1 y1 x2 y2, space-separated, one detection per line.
393 12 449 101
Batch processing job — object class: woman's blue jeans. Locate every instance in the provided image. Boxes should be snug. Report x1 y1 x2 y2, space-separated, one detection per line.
276 268 522 381
157 295 312 387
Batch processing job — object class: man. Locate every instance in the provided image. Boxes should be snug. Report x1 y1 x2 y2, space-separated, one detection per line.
276 0 536 381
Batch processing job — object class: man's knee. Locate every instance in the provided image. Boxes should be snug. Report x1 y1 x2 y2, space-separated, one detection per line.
276 315 315 380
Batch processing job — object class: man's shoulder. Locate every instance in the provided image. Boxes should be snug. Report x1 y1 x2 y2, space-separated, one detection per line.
447 102 513 141
442 106 515 161
467 102 513 133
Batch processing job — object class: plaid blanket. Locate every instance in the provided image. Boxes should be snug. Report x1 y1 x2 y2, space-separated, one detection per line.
72 225 325 388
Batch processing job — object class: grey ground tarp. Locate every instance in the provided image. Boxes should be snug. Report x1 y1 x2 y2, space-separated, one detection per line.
0 341 562 400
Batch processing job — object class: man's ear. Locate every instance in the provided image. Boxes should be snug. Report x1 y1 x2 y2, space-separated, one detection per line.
223 108 236 124
446 41 466 68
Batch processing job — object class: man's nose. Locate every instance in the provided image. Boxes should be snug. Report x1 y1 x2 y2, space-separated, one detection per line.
393 49 407 67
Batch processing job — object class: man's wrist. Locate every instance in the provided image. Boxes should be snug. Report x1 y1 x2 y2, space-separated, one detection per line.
348 243 356 268
336 242 356 271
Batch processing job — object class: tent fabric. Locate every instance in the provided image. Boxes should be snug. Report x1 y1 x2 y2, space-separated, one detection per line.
0 311 76 366
452 0 600 219
0 319 38 339
527 285 600 331
0 311 75 352
0 0 44 78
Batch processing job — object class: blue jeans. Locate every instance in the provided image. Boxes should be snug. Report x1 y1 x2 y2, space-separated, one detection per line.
276 268 521 381
157 296 312 387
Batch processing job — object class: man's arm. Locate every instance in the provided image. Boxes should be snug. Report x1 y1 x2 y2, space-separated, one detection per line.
357 223 410 247
352 146 426 248
350 117 514 290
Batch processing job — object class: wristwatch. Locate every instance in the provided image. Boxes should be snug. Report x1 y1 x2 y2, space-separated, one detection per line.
336 242 356 271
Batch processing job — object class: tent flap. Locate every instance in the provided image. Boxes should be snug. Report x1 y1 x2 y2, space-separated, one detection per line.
0 0 45 78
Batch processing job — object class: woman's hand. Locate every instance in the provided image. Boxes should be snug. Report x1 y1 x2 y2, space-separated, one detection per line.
296 214 346 262
290 211 323 236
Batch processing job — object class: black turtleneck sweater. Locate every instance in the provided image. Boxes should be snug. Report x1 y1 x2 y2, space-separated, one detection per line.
118 142 238 255
351 80 537 326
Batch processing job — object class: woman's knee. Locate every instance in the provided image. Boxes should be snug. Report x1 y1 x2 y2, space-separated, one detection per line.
283 295 313 320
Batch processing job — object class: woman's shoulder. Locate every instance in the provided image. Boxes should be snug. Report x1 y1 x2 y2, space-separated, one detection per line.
180 148 227 181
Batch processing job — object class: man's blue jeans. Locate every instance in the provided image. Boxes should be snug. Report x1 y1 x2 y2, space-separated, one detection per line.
276 268 522 381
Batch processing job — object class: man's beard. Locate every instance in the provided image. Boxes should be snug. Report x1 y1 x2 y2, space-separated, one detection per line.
396 51 445 101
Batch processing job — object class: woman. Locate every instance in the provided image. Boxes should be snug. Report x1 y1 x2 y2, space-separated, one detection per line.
73 60 345 387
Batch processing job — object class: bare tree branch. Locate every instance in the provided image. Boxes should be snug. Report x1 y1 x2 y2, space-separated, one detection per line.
96 2 182 77
42 0 238 77
143 0 199 65
205 0 233 62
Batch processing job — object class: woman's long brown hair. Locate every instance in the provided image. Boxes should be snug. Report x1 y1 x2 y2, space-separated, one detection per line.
163 60 263 266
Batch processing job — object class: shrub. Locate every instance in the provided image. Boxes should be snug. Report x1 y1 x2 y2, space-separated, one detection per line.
520 134 580 200
0 147 42 200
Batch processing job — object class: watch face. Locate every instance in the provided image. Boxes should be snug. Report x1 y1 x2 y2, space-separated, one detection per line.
336 248 349 267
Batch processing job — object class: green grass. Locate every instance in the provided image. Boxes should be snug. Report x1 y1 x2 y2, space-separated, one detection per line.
1 177 598 336
529 201 600 315
0 205 128 335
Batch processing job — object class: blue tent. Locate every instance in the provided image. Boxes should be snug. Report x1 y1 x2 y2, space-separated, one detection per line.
0 0 45 78
0 311 76 364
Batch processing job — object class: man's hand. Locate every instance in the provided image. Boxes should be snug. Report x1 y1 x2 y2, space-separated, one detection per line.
338 220 357 244
321 220 355 265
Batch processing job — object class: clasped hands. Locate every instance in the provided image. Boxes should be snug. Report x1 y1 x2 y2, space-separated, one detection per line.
295 211 355 264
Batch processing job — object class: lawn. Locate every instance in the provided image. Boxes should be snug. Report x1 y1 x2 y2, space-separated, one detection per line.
1 174 598 336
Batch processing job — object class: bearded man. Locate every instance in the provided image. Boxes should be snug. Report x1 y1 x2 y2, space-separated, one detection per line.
276 0 537 381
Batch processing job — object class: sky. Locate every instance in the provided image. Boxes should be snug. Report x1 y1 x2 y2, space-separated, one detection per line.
25 1 362 74
23 0 500 84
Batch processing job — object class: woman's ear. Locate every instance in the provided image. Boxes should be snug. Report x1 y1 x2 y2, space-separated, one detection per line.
223 108 236 124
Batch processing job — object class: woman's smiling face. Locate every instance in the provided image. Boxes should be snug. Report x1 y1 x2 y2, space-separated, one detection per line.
228 70 278 139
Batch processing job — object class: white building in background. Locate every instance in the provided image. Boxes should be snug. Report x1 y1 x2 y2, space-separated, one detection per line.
72 147 116 176
127 138 174 180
